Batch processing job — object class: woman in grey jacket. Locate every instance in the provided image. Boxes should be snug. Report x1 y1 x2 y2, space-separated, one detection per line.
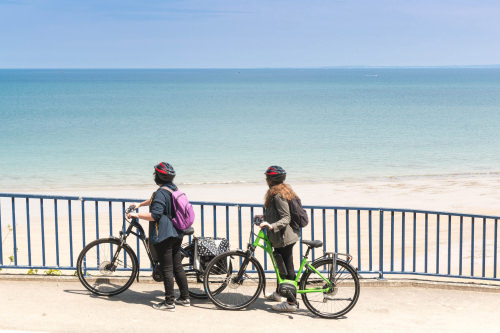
259 166 301 312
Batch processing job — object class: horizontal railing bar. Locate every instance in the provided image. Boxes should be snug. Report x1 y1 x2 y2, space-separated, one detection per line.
2 192 500 283
360 271 500 283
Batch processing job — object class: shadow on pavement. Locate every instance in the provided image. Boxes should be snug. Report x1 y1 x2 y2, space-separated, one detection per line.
64 285 339 319
64 287 164 308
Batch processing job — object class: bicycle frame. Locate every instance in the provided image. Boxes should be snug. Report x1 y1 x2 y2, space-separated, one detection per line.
249 224 334 294
116 216 156 269
117 215 196 277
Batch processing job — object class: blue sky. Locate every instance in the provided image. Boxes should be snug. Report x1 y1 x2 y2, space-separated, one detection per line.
1 0 499 68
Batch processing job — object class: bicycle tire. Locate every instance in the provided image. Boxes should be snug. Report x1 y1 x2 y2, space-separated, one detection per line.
204 251 264 310
181 243 207 299
300 258 360 318
77 238 138 296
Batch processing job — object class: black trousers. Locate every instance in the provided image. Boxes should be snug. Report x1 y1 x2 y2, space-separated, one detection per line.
154 237 189 304
274 242 296 302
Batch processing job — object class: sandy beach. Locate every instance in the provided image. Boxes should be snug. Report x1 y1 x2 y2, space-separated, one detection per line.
6 173 500 215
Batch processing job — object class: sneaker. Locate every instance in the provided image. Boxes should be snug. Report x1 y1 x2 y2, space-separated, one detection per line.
265 291 286 302
175 298 191 307
153 301 175 312
271 301 297 312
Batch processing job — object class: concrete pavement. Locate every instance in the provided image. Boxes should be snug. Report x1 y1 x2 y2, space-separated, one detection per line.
1 277 499 333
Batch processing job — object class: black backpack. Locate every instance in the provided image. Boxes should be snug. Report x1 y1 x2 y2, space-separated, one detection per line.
288 197 309 230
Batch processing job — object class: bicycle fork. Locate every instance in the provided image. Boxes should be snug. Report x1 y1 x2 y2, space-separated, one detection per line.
232 251 253 285
107 234 129 272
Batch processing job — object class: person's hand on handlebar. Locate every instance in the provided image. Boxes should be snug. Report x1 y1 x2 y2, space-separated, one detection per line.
127 212 139 219
130 198 152 210
253 215 264 224
129 203 140 209
259 221 273 230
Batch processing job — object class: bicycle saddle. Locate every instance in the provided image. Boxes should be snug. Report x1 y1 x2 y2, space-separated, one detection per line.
183 227 195 236
301 240 323 248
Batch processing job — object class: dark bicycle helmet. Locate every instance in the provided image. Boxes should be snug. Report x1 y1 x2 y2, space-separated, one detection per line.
154 162 176 184
265 165 286 185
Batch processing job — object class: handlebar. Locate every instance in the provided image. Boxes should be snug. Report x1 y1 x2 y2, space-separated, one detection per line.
253 216 264 226
125 205 136 215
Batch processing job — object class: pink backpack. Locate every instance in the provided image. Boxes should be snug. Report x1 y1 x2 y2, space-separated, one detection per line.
161 186 195 230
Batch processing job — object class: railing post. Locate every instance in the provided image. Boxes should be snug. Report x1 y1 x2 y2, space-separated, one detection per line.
311 208 315 260
379 209 384 279
322 209 326 255
391 211 394 272
346 209 350 254
0 199 3 265
200 205 205 237
424 213 428 273
447 214 451 275
108 201 113 237
436 214 440 274
357 209 361 271
401 212 405 272
81 197 86 250
40 198 45 267
238 205 242 251
413 212 417 273
494 219 498 279
12 198 18 266
26 198 32 267
55 199 60 267
369 210 373 272
69 200 74 267
482 218 486 278
213 205 217 238
459 216 463 276
225 206 230 245
95 201 99 241
334 209 338 253
471 217 475 276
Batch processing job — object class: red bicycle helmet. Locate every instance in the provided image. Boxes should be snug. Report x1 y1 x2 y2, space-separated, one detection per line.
265 165 286 184
154 162 176 183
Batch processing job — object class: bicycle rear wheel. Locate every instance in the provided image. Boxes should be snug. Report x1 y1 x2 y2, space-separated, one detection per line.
204 251 264 310
77 238 138 296
300 258 360 318
181 243 206 299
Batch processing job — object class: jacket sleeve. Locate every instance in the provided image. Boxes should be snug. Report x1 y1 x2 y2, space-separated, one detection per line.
270 194 291 232
150 190 167 222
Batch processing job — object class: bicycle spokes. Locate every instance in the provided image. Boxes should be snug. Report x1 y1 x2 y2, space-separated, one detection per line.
301 259 360 318
204 251 264 310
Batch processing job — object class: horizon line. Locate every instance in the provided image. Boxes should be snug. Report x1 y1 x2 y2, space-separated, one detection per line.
1 65 500 70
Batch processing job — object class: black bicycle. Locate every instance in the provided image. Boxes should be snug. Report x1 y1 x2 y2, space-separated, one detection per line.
76 206 206 297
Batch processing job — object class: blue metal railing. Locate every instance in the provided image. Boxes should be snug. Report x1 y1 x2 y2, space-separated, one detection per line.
0 192 499 282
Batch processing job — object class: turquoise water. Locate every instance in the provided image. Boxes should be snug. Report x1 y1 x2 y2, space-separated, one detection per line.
1 68 500 189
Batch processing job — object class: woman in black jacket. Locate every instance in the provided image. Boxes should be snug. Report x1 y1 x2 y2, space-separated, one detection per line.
127 162 190 311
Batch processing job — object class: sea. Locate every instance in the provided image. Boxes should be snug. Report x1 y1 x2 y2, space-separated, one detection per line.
1 68 500 190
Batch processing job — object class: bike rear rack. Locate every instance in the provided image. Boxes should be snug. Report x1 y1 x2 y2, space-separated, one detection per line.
322 252 353 280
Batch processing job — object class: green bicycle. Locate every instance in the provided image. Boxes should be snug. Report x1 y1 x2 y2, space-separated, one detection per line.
203 217 360 318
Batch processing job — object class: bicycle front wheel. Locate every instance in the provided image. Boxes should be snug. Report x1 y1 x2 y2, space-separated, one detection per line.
77 238 138 296
204 251 264 310
300 258 360 318
181 243 206 299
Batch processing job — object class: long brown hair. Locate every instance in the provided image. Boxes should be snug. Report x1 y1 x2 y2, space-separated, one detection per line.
264 183 298 208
